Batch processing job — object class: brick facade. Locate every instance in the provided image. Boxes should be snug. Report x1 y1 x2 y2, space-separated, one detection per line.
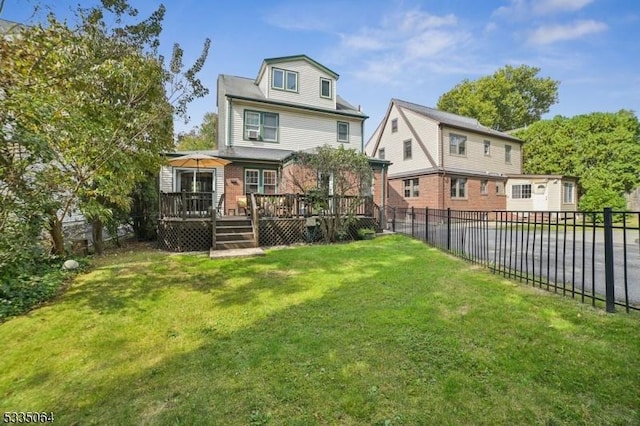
388 174 507 211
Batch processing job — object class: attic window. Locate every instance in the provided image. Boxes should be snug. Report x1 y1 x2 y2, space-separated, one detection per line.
320 78 332 99
272 68 298 92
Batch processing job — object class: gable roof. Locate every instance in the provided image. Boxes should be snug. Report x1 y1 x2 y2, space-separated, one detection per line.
392 98 522 143
218 74 367 119
0 18 23 34
256 54 339 82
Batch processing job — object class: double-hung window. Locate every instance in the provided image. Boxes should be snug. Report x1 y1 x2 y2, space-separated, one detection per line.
391 118 398 133
484 140 491 156
563 182 575 204
320 78 332 98
245 169 278 194
480 180 488 194
337 122 349 142
450 134 466 156
505 144 512 163
378 148 385 160
244 110 279 142
272 68 298 92
403 139 412 160
512 184 532 199
450 178 466 198
403 178 419 197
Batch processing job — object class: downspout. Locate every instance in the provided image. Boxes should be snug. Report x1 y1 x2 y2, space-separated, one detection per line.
226 97 232 147
360 120 365 153
439 123 445 210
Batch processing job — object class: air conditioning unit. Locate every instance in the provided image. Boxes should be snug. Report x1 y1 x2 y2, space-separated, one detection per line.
247 129 259 140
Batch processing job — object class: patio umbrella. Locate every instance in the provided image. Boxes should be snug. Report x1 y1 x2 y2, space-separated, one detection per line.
168 153 231 168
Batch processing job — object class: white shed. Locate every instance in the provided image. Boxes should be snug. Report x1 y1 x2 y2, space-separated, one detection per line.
506 175 578 212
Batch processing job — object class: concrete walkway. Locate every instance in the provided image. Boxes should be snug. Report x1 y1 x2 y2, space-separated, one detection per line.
209 247 265 259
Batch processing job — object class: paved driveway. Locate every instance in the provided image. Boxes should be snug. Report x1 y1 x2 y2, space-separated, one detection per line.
391 220 640 307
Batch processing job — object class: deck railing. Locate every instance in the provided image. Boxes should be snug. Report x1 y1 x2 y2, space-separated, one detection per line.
160 192 214 219
252 193 376 218
160 192 381 225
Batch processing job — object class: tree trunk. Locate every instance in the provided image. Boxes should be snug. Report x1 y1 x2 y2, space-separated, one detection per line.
48 215 65 256
92 218 104 255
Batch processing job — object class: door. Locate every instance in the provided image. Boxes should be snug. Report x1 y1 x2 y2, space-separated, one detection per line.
532 183 547 211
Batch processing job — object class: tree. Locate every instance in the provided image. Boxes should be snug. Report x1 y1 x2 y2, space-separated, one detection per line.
515 110 640 211
437 65 559 131
1 1 210 255
176 112 217 151
285 145 373 243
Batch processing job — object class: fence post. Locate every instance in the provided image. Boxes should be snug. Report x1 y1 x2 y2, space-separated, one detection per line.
392 207 396 232
447 208 451 251
603 207 616 313
425 207 429 244
411 206 415 237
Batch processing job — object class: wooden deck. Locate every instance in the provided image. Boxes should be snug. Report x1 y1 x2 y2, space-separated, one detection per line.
158 192 382 252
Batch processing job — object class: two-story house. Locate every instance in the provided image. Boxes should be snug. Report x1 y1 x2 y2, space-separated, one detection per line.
366 98 523 211
161 54 389 215
366 98 579 212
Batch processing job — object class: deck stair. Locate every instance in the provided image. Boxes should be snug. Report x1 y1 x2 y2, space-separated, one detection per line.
214 217 257 250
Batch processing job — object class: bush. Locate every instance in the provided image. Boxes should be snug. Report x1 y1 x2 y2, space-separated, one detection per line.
0 216 84 321
357 227 376 240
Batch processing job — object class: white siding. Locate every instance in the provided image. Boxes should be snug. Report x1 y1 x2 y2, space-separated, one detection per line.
260 60 337 110
403 108 440 168
217 75 227 147
160 165 173 192
229 100 363 151
374 104 437 175
442 127 522 175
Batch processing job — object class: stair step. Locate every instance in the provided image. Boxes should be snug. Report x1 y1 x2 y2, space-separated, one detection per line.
215 240 257 250
216 232 254 242
215 225 253 233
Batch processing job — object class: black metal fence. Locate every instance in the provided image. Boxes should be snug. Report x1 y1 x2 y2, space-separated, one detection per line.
386 207 640 313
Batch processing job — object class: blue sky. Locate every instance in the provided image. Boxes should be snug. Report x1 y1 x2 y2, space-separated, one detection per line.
3 0 639 141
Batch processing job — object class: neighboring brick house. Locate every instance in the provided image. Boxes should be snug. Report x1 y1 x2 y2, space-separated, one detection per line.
160 54 389 215
366 98 523 211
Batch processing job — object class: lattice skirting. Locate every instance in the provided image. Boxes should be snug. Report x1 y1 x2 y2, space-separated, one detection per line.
259 217 379 247
158 220 212 252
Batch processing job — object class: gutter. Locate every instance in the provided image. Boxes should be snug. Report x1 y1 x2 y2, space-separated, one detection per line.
226 94 369 120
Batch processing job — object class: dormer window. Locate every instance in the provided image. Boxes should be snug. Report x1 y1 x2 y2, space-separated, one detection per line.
272 67 298 92
320 78 332 99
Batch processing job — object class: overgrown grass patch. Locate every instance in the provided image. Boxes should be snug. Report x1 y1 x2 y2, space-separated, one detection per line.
1 235 638 425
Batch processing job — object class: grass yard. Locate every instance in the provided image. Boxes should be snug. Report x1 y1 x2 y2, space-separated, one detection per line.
1 234 639 425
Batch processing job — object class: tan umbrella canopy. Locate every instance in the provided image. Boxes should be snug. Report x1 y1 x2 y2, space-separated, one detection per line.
168 153 231 168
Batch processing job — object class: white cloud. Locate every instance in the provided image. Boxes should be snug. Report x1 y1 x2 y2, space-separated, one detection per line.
493 0 594 18
533 0 594 15
528 20 608 45
333 8 472 83
404 30 470 60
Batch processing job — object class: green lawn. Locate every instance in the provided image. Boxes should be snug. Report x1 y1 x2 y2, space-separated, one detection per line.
1 235 638 425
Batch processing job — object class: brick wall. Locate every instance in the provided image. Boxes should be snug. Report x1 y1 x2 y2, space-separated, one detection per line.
224 164 245 215
388 174 507 211
446 177 506 211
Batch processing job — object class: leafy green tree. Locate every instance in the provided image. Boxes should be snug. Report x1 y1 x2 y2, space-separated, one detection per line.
1 1 210 255
176 112 217 151
437 65 559 131
286 145 373 243
515 110 640 211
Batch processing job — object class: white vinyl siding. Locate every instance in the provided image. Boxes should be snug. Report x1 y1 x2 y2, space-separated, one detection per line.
230 101 363 151
442 127 521 175
260 60 336 110
376 106 440 176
